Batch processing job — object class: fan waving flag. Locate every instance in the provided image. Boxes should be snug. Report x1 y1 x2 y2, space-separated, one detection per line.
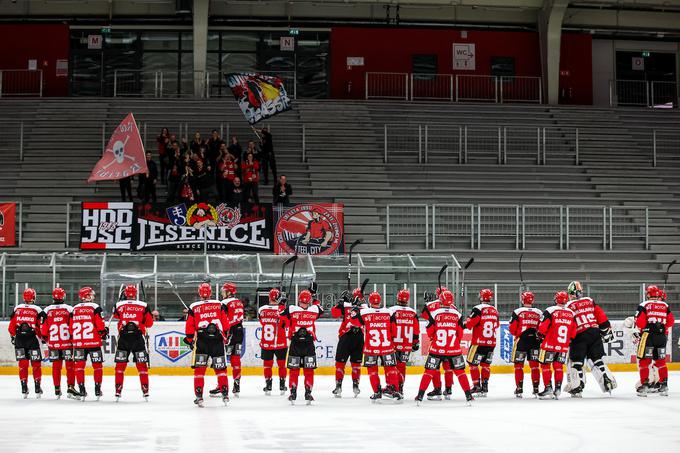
225 73 292 125
87 113 147 183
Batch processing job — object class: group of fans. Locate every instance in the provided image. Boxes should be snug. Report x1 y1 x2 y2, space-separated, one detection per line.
7 279 675 406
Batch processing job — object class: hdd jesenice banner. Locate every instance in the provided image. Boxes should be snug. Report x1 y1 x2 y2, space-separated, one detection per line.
0 203 17 247
225 73 292 125
80 201 272 251
273 203 344 256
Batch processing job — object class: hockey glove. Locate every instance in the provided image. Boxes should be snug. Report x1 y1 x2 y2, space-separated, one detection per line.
423 291 434 303
10 336 15 345
600 327 614 343
412 340 420 352
339 290 350 303
535 332 545 343
99 327 109 340
183 336 194 347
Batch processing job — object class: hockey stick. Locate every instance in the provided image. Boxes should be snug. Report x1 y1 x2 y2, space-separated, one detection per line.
287 236 303 297
460 258 474 309
519 253 526 291
663 259 677 290
106 283 126 330
347 239 363 292
437 264 448 294
165 280 189 310
279 255 298 292
139 280 151 370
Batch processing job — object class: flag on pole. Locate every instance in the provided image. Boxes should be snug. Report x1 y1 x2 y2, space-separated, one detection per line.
225 73 292 125
87 113 147 183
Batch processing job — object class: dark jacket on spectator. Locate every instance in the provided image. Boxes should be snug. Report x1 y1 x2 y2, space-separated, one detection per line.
272 182 292 204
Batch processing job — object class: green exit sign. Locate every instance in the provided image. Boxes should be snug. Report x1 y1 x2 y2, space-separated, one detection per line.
101 27 111 34
642 51 650 57
288 28 299 36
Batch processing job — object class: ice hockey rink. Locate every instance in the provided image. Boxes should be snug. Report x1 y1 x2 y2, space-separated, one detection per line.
1 372 678 453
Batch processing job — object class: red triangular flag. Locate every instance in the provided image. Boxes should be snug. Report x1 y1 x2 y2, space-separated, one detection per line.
87 113 148 183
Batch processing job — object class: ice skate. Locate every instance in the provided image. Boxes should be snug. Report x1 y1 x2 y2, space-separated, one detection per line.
532 382 540 398
279 378 287 395
94 383 103 401
426 387 442 401
289 385 297 405
370 388 383 403
115 384 123 402
263 378 273 395
332 380 342 398
477 379 489 398
67 385 80 400
465 390 474 406
514 384 523 398
538 384 554 400
603 374 614 394
569 382 584 398
353 380 361 398
470 383 483 397
658 380 668 397
636 382 649 397
54 386 62 400
209 386 222 398
21 380 28 399
444 386 453 400
304 386 314 405
232 379 240 398
194 387 204 407
78 384 87 401
221 385 229 405
553 383 562 400
142 384 149 402
415 390 425 406
34 380 42 399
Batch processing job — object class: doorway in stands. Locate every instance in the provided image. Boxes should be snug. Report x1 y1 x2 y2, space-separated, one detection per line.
615 50 677 108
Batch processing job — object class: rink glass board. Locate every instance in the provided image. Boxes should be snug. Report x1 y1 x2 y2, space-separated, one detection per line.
80 201 272 252
0 321 671 368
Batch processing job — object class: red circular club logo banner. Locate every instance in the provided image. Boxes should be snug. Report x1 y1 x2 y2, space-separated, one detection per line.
274 203 345 256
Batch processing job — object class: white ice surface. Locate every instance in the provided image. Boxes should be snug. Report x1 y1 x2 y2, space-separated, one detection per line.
1 372 679 453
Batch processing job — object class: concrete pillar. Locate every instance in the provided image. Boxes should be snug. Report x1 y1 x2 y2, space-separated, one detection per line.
538 0 569 105
193 0 209 97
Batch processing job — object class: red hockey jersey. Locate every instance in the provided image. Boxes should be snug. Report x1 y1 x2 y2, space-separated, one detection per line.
508 306 542 338
40 303 73 349
280 304 323 340
8 304 43 337
389 305 420 352
565 297 609 335
222 297 244 328
70 302 107 348
331 302 367 336
538 305 577 352
185 299 229 340
350 307 395 355
635 300 675 333
465 303 500 347
258 303 288 350
421 300 442 321
113 300 153 334
426 307 465 356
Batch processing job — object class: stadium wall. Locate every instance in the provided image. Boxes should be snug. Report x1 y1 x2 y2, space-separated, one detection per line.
0 24 70 96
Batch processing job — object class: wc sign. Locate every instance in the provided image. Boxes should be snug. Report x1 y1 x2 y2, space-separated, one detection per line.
453 43 476 70
88 34 103 50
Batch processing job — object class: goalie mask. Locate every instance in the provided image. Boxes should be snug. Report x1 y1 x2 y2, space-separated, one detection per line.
567 281 583 298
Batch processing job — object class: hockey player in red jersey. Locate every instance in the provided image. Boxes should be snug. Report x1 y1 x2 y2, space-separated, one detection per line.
40 287 77 399
71 286 108 401
508 291 542 398
389 288 420 394
415 289 473 405
634 285 674 396
184 283 230 407
536 291 577 399
465 288 500 396
331 286 367 398
112 284 154 401
280 289 323 405
350 292 402 402
258 288 288 395
564 281 616 396
420 287 453 399
208 282 244 399
8 288 43 398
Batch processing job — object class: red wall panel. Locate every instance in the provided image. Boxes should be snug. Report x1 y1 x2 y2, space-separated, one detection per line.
559 33 593 105
0 24 70 96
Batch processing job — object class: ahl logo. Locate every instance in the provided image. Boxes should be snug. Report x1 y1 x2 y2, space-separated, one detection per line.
154 330 191 363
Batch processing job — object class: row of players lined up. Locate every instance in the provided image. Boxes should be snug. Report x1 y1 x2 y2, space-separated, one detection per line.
8 281 674 406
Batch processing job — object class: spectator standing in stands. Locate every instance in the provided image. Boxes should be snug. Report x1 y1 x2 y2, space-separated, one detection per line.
139 152 158 203
177 308 188 322
178 153 195 203
156 128 170 184
206 130 224 176
227 135 243 164
167 160 182 203
190 132 205 154
194 159 217 203
242 152 260 211
231 177 245 212
152 310 165 322
257 127 277 185
119 176 133 202
217 152 237 203
272 174 292 204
